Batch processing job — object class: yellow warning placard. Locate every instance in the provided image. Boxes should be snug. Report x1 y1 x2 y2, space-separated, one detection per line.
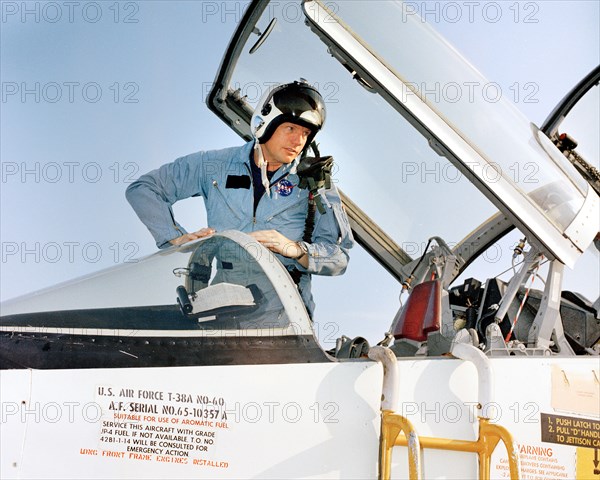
576 447 600 479
541 413 600 449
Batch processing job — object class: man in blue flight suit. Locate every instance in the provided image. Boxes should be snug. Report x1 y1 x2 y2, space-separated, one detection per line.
126 80 353 316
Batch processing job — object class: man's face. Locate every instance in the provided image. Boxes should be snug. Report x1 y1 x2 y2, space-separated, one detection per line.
261 122 312 171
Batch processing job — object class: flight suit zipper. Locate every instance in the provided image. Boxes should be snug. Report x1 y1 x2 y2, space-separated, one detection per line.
243 163 258 225
245 163 301 226
212 180 242 220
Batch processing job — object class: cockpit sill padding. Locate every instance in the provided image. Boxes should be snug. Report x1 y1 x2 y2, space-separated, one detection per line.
0 332 330 369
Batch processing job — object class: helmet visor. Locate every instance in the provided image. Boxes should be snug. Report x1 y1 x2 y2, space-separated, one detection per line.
272 86 326 129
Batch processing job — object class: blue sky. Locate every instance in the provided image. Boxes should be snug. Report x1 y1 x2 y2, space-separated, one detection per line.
1 1 598 345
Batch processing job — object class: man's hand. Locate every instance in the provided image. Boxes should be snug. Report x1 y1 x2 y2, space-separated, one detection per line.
249 230 309 268
169 228 215 246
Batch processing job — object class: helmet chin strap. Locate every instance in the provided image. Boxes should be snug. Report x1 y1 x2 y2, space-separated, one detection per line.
254 142 271 198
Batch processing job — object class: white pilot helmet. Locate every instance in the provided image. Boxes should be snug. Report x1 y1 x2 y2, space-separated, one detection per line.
251 80 326 148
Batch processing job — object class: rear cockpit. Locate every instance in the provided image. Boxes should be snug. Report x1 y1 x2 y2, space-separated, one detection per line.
388 231 600 357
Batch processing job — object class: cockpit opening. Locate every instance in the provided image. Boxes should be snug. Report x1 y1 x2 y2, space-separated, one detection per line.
172 233 294 330
384 232 600 358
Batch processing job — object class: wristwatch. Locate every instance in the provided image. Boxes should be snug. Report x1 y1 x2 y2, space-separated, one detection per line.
295 241 309 260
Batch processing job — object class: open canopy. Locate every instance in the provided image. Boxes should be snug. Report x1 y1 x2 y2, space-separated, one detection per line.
208 0 599 270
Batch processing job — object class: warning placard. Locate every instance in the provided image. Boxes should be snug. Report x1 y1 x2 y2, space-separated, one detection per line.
541 413 600 449
78 385 231 470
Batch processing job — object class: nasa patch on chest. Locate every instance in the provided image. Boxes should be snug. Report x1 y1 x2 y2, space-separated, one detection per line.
275 179 294 197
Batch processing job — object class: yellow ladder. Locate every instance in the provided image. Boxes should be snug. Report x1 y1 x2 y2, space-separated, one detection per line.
379 409 521 480
369 341 521 480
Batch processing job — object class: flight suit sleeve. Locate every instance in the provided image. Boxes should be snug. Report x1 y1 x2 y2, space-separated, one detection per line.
301 184 355 276
125 152 209 248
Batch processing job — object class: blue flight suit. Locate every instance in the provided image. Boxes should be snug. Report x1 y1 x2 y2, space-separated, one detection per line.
126 140 354 315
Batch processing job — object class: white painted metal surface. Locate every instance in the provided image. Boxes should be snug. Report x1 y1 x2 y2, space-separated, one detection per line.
3 356 598 479
1 362 383 479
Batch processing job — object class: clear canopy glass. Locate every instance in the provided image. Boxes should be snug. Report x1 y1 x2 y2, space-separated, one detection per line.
0 231 310 333
319 0 588 232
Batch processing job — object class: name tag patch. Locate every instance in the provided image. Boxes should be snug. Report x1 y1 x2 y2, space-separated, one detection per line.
226 175 251 189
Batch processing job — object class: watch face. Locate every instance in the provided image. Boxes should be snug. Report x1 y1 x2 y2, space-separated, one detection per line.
297 242 308 258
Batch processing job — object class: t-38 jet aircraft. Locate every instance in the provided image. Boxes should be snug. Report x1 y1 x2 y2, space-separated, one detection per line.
1 1 599 479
